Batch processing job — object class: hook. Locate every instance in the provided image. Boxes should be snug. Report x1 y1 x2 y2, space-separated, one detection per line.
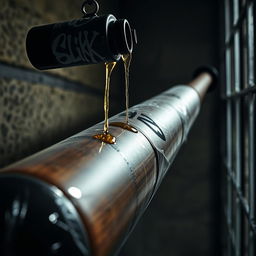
81 0 99 17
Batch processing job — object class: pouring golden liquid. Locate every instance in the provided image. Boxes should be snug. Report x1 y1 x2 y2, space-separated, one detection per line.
93 61 117 144
110 53 138 133
93 53 137 144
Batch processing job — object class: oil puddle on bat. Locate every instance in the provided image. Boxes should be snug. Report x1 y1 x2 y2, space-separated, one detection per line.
110 53 138 134
93 61 116 144
110 122 138 133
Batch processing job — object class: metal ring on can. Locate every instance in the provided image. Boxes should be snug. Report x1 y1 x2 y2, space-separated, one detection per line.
81 0 99 17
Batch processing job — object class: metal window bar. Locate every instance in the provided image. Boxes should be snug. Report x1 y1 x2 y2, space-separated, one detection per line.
222 0 256 256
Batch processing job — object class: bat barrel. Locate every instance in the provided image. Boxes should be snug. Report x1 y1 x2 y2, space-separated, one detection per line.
0 67 217 256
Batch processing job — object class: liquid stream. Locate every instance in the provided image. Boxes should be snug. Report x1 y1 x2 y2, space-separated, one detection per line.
122 53 132 124
93 53 137 144
109 53 137 133
93 62 116 144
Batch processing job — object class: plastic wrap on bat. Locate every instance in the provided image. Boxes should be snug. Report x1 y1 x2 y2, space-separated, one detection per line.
0 69 217 256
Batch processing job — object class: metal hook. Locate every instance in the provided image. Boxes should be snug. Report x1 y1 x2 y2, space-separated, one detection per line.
81 0 99 17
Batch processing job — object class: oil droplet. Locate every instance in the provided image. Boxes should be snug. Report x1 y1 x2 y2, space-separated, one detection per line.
93 132 116 144
110 122 138 133
93 61 116 144
122 53 132 124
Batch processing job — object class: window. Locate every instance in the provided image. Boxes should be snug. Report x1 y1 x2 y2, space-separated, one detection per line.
222 0 256 255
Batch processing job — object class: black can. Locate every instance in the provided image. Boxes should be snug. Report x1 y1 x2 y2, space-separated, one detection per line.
26 15 134 70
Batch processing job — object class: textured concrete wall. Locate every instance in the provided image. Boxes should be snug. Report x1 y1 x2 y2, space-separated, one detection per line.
0 0 121 167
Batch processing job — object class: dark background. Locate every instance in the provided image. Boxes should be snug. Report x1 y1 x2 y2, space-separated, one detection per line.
0 0 221 255
119 1 221 255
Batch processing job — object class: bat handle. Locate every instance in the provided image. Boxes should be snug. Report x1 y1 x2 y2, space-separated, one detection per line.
188 66 218 101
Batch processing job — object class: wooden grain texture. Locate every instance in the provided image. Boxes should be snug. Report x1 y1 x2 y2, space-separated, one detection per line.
1 125 158 256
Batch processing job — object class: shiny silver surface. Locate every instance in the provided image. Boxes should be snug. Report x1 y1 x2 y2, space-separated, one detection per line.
0 84 201 256
111 85 200 186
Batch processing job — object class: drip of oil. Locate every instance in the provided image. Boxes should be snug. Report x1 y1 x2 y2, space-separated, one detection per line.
110 122 138 133
110 53 138 134
93 62 117 144
93 132 116 144
122 53 132 124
